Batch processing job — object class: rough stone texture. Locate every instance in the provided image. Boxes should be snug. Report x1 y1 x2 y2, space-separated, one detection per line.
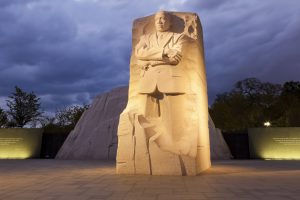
56 86 128 160
209 115 232 160
56 86 231 161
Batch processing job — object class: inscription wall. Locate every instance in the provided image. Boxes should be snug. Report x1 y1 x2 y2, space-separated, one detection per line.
248 128 300 159
0 128 43 159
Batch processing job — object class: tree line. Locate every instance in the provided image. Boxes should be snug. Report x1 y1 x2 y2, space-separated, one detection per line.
2 78 299 132
0 86 89 130
209 78 300 131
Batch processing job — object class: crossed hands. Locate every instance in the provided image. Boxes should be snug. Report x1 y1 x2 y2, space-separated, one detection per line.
163 48 182 64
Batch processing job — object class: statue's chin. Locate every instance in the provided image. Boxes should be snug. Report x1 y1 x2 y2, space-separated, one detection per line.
157 29 167 32
156 26 168 32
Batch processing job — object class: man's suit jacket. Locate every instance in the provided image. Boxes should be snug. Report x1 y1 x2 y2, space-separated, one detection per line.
135 32 189 94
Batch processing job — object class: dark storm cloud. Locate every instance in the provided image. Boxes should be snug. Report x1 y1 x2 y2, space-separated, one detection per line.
178 0 300 102
0 0 133 110
0 0 299 111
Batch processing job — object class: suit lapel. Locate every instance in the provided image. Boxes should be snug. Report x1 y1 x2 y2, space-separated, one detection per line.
155 32 173 48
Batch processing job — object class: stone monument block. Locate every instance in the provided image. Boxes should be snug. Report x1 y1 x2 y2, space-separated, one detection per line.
56 87 128 160
117 11 211 175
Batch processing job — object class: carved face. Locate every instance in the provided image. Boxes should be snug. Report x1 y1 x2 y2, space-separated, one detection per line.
155 11 171 32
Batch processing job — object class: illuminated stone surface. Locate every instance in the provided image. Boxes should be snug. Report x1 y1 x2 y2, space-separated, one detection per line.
0 160 299 199
117 11 211 175
56 86 231 161
249 128 300 160
0 128 43 159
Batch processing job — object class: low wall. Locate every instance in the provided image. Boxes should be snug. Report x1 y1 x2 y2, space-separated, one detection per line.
0 128 43 159
248 128 300 160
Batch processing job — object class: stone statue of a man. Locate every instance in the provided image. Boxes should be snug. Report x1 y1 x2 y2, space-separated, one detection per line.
117 10 211 176
134 11 196 157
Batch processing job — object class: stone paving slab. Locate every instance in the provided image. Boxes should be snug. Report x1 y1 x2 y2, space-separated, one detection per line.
0 160 299 200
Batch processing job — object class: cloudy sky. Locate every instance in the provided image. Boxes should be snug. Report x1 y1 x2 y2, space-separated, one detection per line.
0 0 299 113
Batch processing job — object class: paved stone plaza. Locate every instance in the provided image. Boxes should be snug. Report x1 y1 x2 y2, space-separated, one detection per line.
0 160 299 200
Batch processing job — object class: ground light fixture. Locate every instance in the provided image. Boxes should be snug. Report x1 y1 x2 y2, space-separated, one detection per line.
264 121 271 127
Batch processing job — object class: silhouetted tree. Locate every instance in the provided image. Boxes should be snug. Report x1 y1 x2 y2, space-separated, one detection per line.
277 81 300 126
55 105 89 128
0 107 8 127
210 78 282 131
6 86 42 127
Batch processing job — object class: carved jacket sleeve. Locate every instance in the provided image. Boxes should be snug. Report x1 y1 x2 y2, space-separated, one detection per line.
166 33 188 54
162 33 188 65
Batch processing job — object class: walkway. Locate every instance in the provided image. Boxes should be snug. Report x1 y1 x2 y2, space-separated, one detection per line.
0 160 299 200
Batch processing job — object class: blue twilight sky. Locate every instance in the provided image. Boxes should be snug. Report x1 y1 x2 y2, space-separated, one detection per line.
0 0 300 112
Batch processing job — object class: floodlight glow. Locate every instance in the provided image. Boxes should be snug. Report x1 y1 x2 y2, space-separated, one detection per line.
0 151 31 159
264 121 271 127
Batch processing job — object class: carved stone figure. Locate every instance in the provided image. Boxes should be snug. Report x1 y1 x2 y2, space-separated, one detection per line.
117 11 211 175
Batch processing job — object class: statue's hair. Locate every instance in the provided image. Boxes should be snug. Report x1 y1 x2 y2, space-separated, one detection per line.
155 10 171 19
